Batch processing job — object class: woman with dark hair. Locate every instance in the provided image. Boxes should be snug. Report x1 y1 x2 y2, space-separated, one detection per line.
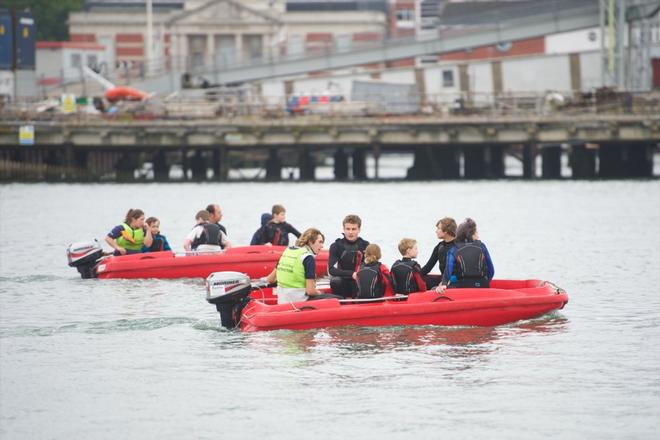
105 208 153 255
436 218 494 291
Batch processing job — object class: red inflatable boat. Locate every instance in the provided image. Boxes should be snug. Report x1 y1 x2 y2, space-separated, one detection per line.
206 275 569 332
67 243 329 280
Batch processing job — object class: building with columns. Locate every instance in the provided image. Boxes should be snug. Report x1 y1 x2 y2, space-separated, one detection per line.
68 0 389 77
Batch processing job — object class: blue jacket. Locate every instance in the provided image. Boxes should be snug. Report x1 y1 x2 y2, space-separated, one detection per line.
250 213 273 245
443 241 494 284
142 233 171 252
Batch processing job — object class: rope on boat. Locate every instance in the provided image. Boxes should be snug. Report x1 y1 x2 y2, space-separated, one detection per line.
542 280 566 294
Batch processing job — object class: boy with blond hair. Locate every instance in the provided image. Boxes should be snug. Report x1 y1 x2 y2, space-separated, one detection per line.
391 238 427 294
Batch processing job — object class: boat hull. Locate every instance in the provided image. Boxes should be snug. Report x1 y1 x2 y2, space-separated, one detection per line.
239 279 568 332
95 246 329 280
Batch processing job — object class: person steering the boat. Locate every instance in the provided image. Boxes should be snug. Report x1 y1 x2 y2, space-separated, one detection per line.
356 244 394 299
206 203 231 249
420 217 457 289
328 214 370 299
142 217 171 253
254 204 301 246
264 228 331 304
437 218 494 291
183 210 229 252
105 208 153 256
391 238 427 294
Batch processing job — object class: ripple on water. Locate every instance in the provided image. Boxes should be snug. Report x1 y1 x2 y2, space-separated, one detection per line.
0 316 198 338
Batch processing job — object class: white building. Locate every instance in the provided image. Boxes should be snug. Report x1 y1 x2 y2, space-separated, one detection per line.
36 41 111 88
68 0 388 75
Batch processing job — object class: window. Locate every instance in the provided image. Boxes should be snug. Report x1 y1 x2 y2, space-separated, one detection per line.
87 55 98 69
71 53 81 68
442 69 454 88
396 9 414 22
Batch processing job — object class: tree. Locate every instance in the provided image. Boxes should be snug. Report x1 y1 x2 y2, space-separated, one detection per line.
3 0 83 41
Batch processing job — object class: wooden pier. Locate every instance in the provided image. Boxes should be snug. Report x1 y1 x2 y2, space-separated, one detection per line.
1 113 658 181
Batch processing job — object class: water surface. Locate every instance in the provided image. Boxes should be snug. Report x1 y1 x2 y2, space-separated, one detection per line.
1 181 659 439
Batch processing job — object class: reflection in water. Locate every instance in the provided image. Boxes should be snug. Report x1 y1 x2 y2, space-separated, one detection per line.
250 314 569 357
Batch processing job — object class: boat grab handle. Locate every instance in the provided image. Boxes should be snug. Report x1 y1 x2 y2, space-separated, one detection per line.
432 295 454 302
542 281 566 294
338 295 408 304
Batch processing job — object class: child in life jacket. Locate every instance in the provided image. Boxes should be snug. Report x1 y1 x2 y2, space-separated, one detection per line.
356 244 394 299
142 217 171 252
391 238 428 294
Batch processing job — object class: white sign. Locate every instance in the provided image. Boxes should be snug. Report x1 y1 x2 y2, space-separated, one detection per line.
0 71 14 99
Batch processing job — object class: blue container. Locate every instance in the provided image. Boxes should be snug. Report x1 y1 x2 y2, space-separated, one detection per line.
14 11 35 70
0 10 14 70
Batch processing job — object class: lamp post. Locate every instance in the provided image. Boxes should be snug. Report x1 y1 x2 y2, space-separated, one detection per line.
146 0 153 76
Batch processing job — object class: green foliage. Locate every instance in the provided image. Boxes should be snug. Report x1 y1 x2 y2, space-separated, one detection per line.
3 0 84 41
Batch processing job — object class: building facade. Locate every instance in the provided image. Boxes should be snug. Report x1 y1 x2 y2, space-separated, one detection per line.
36 41 109 88
68 0 388 77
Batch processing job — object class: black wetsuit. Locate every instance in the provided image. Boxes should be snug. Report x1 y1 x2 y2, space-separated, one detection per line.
443 240 494 288
257 221 301 246
328 236 369 298
391 258 427 294
420 240 454 288
356 261 394 299
192 222 222 250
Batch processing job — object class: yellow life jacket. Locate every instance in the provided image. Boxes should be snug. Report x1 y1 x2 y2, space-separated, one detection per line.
116 223 145 251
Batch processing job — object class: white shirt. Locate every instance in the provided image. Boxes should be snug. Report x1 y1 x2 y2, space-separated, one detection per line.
275 287 307 304
185 224 229 249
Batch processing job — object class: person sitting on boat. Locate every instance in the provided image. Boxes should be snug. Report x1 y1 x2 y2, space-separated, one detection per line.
356 244 394 299
254 204 301 246
105 208 153 256
420 217 457 289
437 218 494 291
142 217 171 253
250 212 272 245
206 203 231 249
264 228 336 304
183 210 229 252
391 238 427 295
328 214 370 299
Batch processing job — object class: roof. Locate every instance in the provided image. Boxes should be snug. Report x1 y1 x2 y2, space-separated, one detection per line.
37 41 106 51
286 0 387 13
83 0 184 11
439 0 597 26
166 0 282 26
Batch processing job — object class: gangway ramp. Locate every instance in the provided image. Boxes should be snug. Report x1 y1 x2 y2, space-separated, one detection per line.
137 0 600 92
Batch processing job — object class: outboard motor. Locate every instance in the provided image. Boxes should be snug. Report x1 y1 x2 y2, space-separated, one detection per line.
67 240 104 279
206 271 255 329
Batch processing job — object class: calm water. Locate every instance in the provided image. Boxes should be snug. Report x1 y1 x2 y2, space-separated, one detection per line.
1 181 659 439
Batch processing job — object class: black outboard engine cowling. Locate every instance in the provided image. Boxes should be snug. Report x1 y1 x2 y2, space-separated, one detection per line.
206 272 254 329
67 240 104 279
